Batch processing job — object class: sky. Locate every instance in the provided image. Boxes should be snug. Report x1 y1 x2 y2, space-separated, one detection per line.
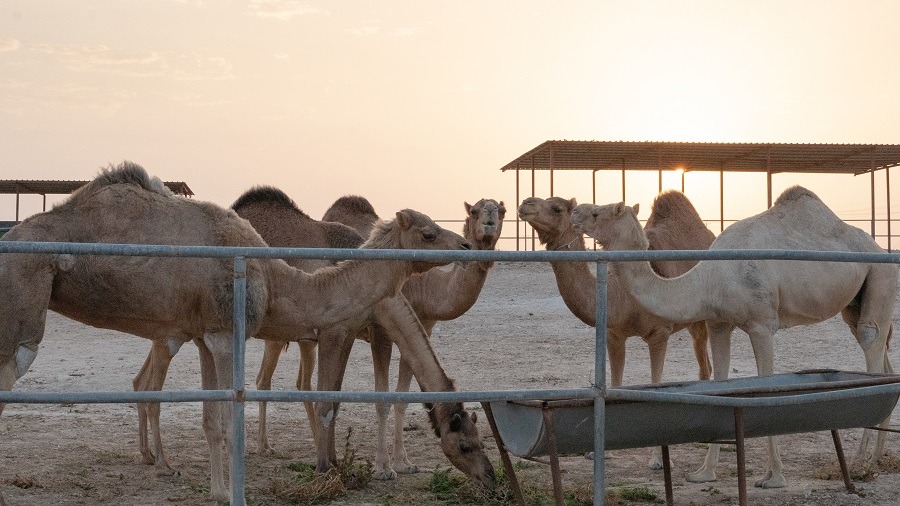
2 1 900 248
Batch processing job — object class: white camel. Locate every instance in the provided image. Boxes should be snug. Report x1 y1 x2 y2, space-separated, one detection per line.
571 186 896 489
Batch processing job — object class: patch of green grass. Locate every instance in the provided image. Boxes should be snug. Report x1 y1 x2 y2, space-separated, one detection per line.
701 486 721 496
618 486 660 502
513 460 539 471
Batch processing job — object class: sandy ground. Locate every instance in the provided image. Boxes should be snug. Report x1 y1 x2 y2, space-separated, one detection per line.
3 260 900 505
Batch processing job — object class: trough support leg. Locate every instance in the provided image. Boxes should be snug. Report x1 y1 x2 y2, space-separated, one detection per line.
542 407 565 506
831 430 858 494
661 445 674 506
481 402 526 506
734 407 747 506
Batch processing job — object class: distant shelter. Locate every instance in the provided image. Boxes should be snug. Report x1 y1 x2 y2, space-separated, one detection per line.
501 141 900 251
0 179 194 233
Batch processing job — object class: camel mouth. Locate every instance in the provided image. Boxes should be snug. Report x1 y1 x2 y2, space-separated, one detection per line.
481 225 498 236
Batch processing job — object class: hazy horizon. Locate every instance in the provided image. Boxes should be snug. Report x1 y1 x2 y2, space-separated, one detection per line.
3 1 900 247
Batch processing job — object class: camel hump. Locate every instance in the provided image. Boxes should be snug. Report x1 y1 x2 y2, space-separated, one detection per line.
71 161 172 202
231 186 309 216
322 221 366 248
646 190 704 226
323 195 378 221
773 185 822 207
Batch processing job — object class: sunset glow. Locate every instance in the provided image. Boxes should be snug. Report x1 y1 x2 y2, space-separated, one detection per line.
2 1 900 244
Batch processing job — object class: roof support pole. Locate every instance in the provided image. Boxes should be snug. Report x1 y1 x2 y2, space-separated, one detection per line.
658 150 663 193
887 167 892 252
592 169 597 204
766 149 772 208
549 143 554 197
515 165 520 251
42 194 46 212
681 170 685 193
871 157 876 239
720 166 725 233
15 191 20 222
531 156 536 251
621 159 626 203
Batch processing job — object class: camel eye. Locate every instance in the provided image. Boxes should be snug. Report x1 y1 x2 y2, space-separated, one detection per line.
459 443 472 453
551 206 562 213
423 231 437 242
471 209 479 217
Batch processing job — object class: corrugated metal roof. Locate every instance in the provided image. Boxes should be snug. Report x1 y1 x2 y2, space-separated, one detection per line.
499 141 900 174
0 180 194 196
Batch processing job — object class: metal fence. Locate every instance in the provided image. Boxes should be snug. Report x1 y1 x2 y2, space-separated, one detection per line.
2 241 900 505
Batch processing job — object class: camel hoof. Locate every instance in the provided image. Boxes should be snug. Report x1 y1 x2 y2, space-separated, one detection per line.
685 469 717 483
648 457 664 470
156 467 182 478
374 468 397 481
584 452 595 461
754 472 786 489
393 462 420 474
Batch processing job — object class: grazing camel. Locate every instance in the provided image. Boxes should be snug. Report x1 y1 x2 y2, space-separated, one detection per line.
519 194 712 469
571 186 896 489
0 162 494 502
253 195 505 477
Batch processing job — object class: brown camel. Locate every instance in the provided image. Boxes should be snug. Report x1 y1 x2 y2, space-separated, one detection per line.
571 186 896 488
518 194 713 469
251 195 505 478
0 162 494 503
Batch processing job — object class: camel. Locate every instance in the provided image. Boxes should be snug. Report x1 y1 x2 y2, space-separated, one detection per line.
518 194 713 469
250 194 505 478
0 162 494 503
570 186 897 489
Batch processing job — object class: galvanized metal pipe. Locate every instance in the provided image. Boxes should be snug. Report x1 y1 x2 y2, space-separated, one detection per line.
231 257 247 506
594 261 608 506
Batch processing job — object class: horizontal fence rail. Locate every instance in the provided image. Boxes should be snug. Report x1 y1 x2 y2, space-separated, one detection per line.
2 241 900 505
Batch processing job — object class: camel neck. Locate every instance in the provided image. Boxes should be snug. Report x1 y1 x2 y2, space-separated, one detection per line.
265 258 411 332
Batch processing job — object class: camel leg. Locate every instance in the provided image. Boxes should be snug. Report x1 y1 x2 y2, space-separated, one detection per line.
196 335 230 503
843 272 895 467
645 327 671 470
745 325 785 489
297 340 320 446
370 331 398 480
133 338 183 475
255 339 284 454
0 359 16 418
688 321 712 380
607 332 626 388
687 321 733 484
391 356 420 474
314 327 355 473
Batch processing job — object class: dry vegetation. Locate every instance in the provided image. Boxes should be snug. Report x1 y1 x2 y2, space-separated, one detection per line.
2 261 900 505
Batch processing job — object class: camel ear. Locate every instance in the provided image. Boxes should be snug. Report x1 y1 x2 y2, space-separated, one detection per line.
464 202 472 213
568 198 578 210
449 412 463 432
614 202 626 216
498 201 506 216
470 411 478 423
632 203 640 216
395 210 412 230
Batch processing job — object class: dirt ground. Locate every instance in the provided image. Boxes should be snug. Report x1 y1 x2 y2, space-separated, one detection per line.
3 260 900 505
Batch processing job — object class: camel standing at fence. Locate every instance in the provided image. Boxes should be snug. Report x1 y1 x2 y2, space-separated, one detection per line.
571 185 896 488
247 193 504 477
0 162 494 503
518 193 713 469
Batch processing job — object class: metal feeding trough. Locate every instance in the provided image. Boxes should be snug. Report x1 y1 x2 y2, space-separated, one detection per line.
483 370 900 506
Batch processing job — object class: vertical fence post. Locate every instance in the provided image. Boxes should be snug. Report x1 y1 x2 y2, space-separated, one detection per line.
232 256 247 506
593 261 608 505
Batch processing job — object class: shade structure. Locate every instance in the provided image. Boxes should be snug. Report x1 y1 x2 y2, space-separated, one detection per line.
503 141 900 251
0 179 194 222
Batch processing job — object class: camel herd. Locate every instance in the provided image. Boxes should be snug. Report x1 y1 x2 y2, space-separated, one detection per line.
0 161 896 503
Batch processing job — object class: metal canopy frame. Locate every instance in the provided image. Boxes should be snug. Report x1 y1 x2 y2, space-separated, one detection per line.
501 141 900 251
0 179 194 222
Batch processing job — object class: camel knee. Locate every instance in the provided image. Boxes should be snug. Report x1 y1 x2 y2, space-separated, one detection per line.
14 345 38 379
857 323 881 350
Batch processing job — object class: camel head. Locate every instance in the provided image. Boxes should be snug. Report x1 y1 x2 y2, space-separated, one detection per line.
571 202 649 250
463 199 506 250
428 403 496 488
517 196 582 248
363 209 471 272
